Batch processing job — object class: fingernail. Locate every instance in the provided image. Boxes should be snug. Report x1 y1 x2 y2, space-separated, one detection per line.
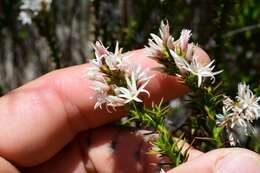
215 153 260 173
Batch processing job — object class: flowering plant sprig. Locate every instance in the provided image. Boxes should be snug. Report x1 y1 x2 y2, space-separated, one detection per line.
87 41 188 168
87 21 260 170
146 21 226 149
146 21 260 149
146 21 222 88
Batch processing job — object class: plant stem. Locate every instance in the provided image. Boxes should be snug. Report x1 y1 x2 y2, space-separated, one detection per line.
125 101 188 168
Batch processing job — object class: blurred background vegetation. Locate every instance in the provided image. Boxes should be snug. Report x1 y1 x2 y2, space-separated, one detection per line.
0 0 259 151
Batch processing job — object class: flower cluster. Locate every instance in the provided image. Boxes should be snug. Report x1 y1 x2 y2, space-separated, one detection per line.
217 83 260 145
87 41 152 111
146 21 222 87
18 0 52 25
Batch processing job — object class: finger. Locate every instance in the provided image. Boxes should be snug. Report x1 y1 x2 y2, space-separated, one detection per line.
22 135 89 173
0 157 19 173
0 47 209 167
22 128 205 173
167 148 260 173
84 127 150 173
22 127 163 173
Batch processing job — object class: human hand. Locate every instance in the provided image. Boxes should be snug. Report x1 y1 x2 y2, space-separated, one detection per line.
0 48 259 173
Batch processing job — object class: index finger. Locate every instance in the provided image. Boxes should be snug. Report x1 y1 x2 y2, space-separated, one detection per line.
0 47 209 167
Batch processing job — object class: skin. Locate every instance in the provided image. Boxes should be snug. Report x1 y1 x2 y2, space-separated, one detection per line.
0 48 259 173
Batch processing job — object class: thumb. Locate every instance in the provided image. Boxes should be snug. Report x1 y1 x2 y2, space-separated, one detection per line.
167 148 260 173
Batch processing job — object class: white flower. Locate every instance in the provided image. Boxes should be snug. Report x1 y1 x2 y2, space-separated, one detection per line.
146 20 194 60
180 29 192 51
106 95 125 108
86 66 105 82
146 21 174 58
170 50 223 87
115 72 150 104
90 41 110 68
90 81 125 111
92 41 110 59
92 41 122 57
236 83 260 119
91 41 127 71
132 65 153 83
159 20 172 45
18 0 52 25
114 41 123 55
217 83 260 145
123 63 153 83
175 29 192 52
90 81 110 110
104 55 123 71
146 33 164 58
